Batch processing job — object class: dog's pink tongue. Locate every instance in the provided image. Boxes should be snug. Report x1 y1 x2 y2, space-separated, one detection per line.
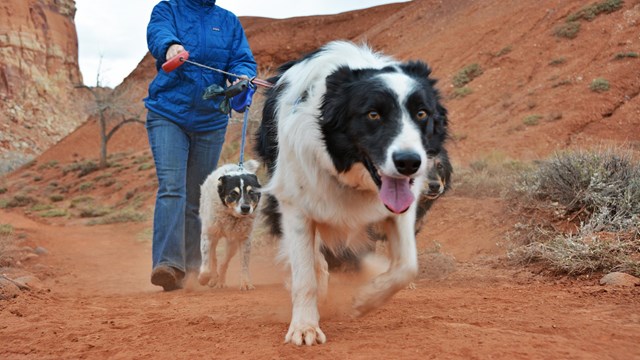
379 175 414 214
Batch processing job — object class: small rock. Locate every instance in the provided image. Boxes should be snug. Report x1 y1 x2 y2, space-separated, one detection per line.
599 272 640 287
0 277 21 300
13 275 42 291
34 246 48 255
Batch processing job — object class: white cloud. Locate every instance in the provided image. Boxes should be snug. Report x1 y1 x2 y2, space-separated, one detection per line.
76 0 410 87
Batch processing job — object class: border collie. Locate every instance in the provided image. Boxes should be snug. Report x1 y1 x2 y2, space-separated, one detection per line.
198 160 261 290
255 41 448 345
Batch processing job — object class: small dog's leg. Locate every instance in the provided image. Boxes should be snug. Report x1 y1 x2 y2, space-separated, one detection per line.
215 238 239 289
282 208 326 346
352 216 418 316
198 228 219 286
314 238 329 303
239 237 255 291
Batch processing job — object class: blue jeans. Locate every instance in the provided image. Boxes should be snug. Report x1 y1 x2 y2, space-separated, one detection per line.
146 110 227 273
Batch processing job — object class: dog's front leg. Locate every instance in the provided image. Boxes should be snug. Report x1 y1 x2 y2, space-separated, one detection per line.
352 215 418 316
198 227 220 286
215 238 239 288
239 237 255 291
281 205 326 346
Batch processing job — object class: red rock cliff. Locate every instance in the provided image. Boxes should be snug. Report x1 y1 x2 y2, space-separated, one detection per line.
0 0 88 172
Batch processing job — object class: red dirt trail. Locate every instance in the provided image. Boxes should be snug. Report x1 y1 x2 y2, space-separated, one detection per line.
1 198 639 359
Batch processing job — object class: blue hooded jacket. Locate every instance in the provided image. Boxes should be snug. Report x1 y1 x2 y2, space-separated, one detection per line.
144 0 257 132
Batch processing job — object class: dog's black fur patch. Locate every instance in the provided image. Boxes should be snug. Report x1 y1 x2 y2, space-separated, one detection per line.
217 173 261 214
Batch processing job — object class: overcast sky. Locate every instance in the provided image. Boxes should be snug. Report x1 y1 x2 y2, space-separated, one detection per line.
75 0 410 88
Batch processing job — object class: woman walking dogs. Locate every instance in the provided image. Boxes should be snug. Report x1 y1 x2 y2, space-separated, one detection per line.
144 0 257 291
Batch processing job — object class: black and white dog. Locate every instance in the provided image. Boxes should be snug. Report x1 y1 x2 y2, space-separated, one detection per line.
255 41 448 345
198 160 261 290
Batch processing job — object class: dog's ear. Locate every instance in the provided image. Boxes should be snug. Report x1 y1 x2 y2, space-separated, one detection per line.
321 66 358 131
217 175 229 203
400 61 433 82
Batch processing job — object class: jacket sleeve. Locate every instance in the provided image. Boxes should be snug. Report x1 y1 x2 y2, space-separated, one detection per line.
147 2 181 62
227 17 257 80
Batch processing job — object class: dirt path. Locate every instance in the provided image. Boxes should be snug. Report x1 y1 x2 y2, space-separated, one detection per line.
1 206 639 360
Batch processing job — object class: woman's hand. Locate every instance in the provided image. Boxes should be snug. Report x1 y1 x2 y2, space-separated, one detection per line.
166 44 186 61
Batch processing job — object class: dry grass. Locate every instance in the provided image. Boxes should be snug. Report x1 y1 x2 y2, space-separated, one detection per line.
507 148 640 276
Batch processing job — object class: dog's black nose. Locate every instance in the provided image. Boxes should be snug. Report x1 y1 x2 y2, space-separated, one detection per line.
428 181 441 193
240 204 251 214
393 151 421 176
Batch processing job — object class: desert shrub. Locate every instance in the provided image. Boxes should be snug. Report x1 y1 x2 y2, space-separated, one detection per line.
554 21 581 39
133 155 153 165
5 195 37 208
548 57 567 66
0 224 13 236
0 187 7 194
551 79 572 88
494 45 512 57
507 148 640 276
138 163 154 171
88 209 146 225
614 52 639 60
567 0 624 22
50 194 64 202
79 206 112 218
39 209 67 218
63 160 98 177
590 78 610 92
453 152 528 198
31 204 53 212
523 115 543 126
451 87 473 99
78 182 94 191
452 64 483 88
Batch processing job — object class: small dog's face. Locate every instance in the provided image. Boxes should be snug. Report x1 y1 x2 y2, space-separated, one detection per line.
424 150 452 200
218 173 261 217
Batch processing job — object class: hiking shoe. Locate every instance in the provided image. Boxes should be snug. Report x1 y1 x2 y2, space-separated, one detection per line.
151 265 184 291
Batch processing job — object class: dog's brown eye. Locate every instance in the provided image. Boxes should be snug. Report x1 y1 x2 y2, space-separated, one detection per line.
436 162 443 170
416 110 428 120
367 111 381 121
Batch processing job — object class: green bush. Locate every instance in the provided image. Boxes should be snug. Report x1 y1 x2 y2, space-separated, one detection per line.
590 78 610 92
452 64 483 88
88 209 146 225
79 182 94 191
567 0 624 22
0 224 13 236
523 115 543 126
39 209 68 218
554 21 581 39
50 194 64 202
5 195 37 208
138 163 154 171
613 52 639 60
548 57 567 66
451 87 473 99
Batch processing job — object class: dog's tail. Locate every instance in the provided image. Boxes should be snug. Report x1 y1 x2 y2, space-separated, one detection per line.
243 159 260 173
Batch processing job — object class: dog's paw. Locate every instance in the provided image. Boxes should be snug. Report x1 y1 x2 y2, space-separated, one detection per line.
240 283 255 291
213 281 226 289
197 271 211 286
406 282 417 290
285 324 326 346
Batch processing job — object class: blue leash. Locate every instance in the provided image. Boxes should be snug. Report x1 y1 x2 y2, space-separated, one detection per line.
238 108 250 169
230 82 257 170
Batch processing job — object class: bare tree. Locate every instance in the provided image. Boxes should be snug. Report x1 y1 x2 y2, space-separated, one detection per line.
76 58 145 168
